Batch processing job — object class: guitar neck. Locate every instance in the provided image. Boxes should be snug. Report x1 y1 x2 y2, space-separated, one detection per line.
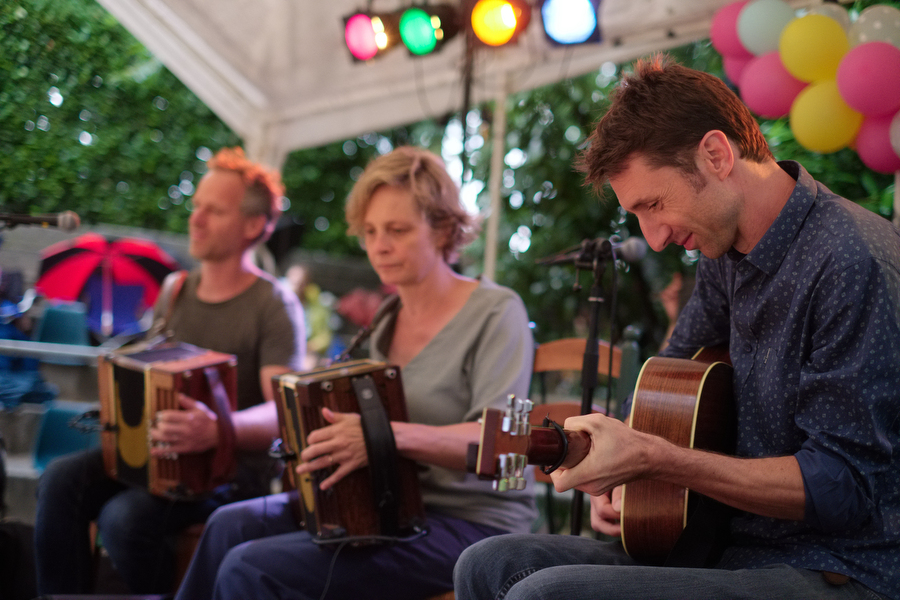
525 425 590 468
469 406 590 489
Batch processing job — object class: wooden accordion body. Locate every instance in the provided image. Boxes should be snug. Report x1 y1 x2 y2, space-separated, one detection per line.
97 341 238 500
271 359 426 543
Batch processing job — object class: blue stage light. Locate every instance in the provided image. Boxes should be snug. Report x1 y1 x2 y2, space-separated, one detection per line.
540 0 601 45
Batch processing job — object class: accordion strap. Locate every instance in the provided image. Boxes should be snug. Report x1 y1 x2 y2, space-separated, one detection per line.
203 366 237 487
352 374 402 538
147 271 189 340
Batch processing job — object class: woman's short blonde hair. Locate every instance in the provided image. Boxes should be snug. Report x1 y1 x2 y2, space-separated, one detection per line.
345 146 480 263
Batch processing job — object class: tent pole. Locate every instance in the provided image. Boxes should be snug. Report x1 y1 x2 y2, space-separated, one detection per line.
460 10 475 179
484 81 508 282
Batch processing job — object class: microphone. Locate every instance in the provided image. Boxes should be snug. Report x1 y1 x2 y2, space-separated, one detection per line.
613 236 648 263
537 237 647 267
0 211 80 231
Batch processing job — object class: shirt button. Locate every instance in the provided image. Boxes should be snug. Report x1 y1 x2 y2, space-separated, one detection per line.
743 342 753 353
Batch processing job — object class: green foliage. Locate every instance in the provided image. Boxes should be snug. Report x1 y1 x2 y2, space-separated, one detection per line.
463 68 682 350
280 125 445 258
1 0 896 356
0 0 238 233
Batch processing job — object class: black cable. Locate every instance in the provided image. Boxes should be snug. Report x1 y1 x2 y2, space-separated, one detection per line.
313 527 429 600
605 254 619 417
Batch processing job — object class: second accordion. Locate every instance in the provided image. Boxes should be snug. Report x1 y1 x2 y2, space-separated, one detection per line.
271 359 426 544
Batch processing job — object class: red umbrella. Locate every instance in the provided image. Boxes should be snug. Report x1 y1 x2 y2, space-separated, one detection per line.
35 233 181 337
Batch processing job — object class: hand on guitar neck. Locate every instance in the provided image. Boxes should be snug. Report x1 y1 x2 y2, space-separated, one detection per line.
468 350 737 565
468 395 592 492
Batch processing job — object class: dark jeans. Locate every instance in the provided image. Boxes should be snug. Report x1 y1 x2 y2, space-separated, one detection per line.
34 448 226 595
175 492 505 600
454 533 887 600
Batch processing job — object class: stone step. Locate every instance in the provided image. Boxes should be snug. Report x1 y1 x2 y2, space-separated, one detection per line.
3 453 39 524
2 399 101 525
0 402 46 455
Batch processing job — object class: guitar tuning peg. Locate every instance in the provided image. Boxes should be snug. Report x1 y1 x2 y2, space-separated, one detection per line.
514 453 527 478
495 454 511 492
499 453 529 491
501 394 517 433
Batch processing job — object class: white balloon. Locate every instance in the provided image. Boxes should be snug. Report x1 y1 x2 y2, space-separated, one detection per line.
890 110 900 160
737 0 796 56
806 3 851 31
849 4 900 48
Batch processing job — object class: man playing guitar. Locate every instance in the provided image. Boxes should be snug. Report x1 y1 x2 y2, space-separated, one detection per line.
456 54 900 600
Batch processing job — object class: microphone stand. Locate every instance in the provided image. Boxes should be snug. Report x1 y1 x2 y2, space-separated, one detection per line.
550 238 616 535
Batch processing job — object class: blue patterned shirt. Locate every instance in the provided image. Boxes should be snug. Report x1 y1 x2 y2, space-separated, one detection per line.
662 161 900 599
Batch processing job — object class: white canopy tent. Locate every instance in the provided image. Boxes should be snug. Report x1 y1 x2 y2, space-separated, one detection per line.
94 0 826 165
93 0 828 275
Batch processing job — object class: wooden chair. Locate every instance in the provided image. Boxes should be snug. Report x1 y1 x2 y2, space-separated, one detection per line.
528 337 633 534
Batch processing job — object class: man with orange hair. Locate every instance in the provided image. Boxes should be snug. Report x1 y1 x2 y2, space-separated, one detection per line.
34 147 306 595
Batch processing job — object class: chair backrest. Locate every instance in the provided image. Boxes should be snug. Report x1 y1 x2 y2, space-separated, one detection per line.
34 302 90 345
527 336 639 535
32 400 100 472
533 337 621 378
33 302 92 365
531 338 622 408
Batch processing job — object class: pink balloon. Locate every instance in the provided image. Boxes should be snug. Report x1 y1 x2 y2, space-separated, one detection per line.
739 52 807 118
724 54 754 86
856 115 900 174
837 42 900 116
711 0 754 58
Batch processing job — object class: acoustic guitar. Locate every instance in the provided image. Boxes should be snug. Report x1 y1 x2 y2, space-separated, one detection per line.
470 348 734 565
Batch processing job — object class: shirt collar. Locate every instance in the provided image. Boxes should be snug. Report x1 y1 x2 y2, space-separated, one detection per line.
738 161 818 276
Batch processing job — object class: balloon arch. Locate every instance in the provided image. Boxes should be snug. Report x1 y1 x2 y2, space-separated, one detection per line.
711 0 900 175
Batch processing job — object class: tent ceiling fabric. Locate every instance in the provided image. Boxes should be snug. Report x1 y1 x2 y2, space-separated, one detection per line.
95 0 819 167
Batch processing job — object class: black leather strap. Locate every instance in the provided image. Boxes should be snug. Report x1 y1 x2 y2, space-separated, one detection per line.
203 366 236 487
352 375 402 538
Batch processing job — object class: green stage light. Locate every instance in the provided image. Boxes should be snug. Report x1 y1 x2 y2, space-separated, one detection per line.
399 5 461 56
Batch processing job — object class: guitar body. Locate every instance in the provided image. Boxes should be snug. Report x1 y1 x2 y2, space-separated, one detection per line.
620 350 735 565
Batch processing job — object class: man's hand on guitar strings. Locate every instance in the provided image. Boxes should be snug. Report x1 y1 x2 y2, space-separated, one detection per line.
150 393 219 456
297 407 368 490
590 488 623 537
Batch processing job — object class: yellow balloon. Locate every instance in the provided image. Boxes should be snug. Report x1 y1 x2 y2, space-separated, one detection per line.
779 14 849 82
790 80 862 153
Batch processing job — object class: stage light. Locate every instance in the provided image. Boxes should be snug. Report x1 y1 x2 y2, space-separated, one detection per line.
471 0 532 47
540 0 601 45
399 5 461 56
344 12 401 61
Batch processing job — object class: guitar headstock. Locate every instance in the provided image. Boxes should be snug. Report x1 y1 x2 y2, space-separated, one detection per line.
471 394 534 492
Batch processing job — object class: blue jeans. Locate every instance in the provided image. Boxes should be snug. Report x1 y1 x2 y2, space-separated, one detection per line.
34 448 224 594
175 492 505 600
453 534 886 600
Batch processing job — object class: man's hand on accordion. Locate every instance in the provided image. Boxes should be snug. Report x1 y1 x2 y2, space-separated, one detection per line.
297 407 368 491
150 393 221 457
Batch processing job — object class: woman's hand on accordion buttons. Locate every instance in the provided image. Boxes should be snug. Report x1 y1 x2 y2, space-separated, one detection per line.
297 407 367 491
150 394 219 457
